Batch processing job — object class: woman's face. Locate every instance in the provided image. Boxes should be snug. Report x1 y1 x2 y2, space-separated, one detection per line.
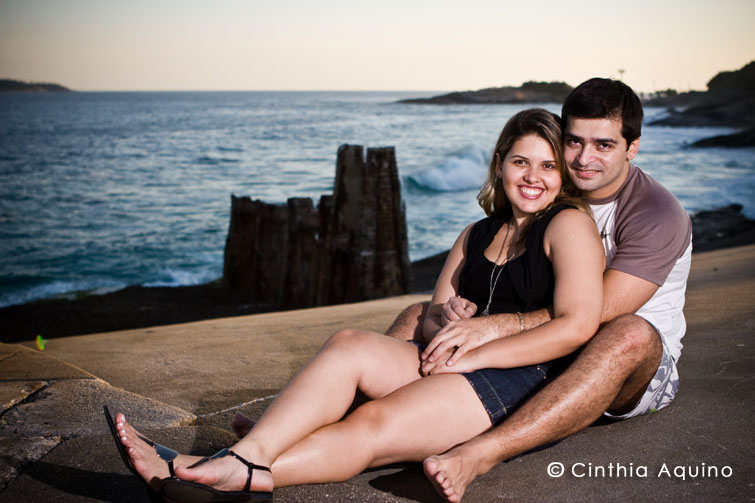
496 134 562 220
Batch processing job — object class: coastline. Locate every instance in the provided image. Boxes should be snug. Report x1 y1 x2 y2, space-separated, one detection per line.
1 205 754 344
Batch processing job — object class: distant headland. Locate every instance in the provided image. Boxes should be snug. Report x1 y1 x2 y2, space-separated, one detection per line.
398 81 573 105
646 60 755 147
399 60 755 147
0 78 72 93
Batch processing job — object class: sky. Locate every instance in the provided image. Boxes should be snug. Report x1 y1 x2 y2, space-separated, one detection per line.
1 0 753 93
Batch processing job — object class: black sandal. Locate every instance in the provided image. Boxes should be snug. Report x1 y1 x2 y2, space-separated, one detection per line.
161 448 273 502
103 405 174 500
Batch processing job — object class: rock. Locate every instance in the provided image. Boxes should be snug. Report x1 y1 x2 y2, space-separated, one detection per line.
690 127 755 147
690 204 755 252
0 378 195 439
649 61 755 130
0 436 61 490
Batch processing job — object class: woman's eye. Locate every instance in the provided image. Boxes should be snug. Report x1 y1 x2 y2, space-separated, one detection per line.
543 163 555 170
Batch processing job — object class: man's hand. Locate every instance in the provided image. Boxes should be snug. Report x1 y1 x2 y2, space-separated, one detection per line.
420 347 455 376
421 316 500 369
441 296 477 326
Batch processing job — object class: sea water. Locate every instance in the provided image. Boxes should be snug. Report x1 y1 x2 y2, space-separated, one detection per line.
1 91 753 307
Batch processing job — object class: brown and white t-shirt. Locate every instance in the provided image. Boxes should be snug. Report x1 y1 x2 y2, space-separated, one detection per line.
587 164 693 362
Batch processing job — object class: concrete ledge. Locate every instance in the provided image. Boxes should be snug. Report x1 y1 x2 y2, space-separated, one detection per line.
0 248 752 501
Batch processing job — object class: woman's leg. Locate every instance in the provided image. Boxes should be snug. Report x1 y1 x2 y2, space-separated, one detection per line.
234 329 424 461
177 373 492 489
118 329 422 488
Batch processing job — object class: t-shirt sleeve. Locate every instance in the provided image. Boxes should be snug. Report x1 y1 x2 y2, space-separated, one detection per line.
609 182 692 286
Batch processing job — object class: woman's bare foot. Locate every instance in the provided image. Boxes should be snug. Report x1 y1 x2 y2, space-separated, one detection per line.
115 413 203 491
230 412 255 438
175 451 274 493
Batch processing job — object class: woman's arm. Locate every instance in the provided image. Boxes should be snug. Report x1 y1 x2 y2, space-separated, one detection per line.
422 223 474 343
423 209 604 374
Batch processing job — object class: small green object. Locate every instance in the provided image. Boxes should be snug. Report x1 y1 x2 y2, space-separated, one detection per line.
649 407 657 413
36 335 47 351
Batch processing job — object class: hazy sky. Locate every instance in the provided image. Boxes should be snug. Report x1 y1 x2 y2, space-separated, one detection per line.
1 0 753 92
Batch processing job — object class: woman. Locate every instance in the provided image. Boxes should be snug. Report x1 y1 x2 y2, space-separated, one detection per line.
108 108 604 502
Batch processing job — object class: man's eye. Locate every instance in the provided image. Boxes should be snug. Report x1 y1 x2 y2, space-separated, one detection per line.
566 139 580 147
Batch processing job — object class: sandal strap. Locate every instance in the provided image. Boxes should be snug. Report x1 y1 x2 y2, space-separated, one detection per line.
226 449 271 493
185 447 270 493
138 434 178 477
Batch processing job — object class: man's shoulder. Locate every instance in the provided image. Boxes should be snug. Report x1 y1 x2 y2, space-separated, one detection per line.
615 165 689 224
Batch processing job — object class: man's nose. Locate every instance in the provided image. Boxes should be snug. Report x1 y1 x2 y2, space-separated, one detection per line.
575 145 593 166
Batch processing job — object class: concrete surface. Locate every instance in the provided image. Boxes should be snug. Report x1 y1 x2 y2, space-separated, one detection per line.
1 248 753 502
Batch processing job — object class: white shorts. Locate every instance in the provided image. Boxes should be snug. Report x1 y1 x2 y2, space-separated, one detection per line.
603 325 679 420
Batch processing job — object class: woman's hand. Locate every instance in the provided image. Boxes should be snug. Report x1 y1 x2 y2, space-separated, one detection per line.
421 342 482 375
441 296 477 326
421 316 500 369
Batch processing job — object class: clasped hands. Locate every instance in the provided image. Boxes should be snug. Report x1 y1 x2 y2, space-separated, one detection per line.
420 296 500 375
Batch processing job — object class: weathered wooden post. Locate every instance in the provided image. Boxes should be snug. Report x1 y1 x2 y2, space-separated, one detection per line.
223 144 410 309
222 196 289 307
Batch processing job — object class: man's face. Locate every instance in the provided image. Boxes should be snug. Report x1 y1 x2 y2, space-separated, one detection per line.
563 117 639 199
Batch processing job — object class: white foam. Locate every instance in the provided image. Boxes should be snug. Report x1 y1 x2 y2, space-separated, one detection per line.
0 280 127 308
143 267 219 287
408 144 489 192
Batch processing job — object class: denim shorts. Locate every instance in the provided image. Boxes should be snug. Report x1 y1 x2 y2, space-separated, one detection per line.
411 341 564 425
462 364 551 425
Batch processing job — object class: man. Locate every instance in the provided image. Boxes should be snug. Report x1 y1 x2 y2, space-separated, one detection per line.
387 78 693 502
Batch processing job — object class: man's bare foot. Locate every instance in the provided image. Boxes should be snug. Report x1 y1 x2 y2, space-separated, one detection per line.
175 451 274 493
115 413 202 491
230 412 255 438
423 442 489 503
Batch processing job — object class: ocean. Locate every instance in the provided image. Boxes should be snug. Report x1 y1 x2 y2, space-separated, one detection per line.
1 91 753 308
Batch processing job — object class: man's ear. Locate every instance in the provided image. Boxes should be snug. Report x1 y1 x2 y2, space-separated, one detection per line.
626 137 640 161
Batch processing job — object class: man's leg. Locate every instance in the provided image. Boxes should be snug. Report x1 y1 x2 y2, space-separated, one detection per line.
424 314 662 502
385 301 428 341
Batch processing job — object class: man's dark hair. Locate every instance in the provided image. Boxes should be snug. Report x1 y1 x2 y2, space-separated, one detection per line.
561 78 643 146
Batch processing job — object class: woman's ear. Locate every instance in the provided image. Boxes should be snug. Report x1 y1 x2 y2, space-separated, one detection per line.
494 153 502 178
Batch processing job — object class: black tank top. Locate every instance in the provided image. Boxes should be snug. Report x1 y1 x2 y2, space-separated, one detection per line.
458 205 573 316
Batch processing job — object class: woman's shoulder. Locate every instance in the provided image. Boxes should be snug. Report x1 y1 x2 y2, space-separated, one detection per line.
546 205 593 227
528 204 582 236
543 205 600 249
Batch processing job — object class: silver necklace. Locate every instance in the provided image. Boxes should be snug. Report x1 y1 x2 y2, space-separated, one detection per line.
481 221 514 317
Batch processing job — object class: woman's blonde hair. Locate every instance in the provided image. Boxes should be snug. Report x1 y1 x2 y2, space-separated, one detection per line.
477 108 590 238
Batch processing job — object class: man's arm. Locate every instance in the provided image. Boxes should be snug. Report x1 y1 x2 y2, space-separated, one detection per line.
600 268 658 323
506 270 657 334
385 301 428 341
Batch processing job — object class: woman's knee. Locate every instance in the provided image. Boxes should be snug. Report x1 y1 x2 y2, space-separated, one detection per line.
326 329 377 352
